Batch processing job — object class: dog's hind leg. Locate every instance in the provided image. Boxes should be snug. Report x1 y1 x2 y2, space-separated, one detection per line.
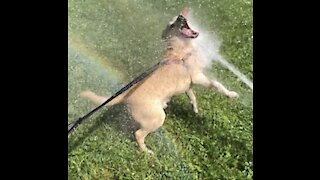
192 73 239 98
134 129 154 154
186 89 198 113
131 104 166 154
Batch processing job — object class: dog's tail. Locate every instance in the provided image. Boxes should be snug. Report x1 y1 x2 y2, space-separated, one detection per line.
80 90 126 107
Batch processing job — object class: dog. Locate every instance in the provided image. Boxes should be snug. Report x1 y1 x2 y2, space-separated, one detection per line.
80 7 239 154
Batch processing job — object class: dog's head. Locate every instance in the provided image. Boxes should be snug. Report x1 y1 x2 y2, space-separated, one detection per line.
162 7 199 40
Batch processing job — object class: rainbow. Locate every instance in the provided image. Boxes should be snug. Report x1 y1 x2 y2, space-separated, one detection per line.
68 32 126 83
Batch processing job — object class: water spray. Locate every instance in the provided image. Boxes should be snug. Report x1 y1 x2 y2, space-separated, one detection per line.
188 12 253 91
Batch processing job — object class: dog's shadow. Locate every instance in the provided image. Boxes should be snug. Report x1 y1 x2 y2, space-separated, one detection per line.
68 104 138 154
165 97 208 129
68 98 209 154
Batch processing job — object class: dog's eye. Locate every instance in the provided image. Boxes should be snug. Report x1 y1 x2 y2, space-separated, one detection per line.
168 16 178 26
171 16 178 22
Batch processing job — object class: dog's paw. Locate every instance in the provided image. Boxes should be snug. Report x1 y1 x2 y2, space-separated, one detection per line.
193 105 199 114
227 91 239 98
144 148 154 155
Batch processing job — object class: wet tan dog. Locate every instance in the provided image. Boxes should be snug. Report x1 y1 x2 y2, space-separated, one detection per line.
80 8 238 154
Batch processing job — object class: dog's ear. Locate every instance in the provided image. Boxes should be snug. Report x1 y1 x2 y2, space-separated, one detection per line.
180 7 189 18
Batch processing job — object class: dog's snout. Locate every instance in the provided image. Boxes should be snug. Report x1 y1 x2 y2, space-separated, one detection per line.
193 31 199 37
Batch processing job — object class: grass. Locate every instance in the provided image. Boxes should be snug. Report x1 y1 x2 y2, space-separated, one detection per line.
68 0 252 179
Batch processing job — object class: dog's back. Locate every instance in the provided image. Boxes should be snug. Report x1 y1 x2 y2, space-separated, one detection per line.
125 59 191 107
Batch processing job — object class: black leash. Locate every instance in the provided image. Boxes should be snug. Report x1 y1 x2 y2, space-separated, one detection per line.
68 61 163 135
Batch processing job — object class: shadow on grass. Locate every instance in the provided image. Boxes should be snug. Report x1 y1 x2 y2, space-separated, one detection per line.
165 97 210 128
68 95 249 164
67 97 197 155
68 104 139 154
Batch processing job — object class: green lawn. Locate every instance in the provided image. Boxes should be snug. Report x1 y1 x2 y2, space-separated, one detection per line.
68 0 253 179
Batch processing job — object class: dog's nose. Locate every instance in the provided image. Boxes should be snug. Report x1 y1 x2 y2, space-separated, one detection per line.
193 31 199 37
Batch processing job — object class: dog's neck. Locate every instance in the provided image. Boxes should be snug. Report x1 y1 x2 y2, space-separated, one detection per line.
164 37 194 62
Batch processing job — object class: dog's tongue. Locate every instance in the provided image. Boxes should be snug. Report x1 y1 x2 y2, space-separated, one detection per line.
181 27 193 37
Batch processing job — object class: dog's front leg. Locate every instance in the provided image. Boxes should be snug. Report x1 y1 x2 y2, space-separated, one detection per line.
192 73 239 98
186 89 198 113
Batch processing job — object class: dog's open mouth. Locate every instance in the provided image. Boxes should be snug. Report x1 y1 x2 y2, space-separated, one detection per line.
179 20 199 38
